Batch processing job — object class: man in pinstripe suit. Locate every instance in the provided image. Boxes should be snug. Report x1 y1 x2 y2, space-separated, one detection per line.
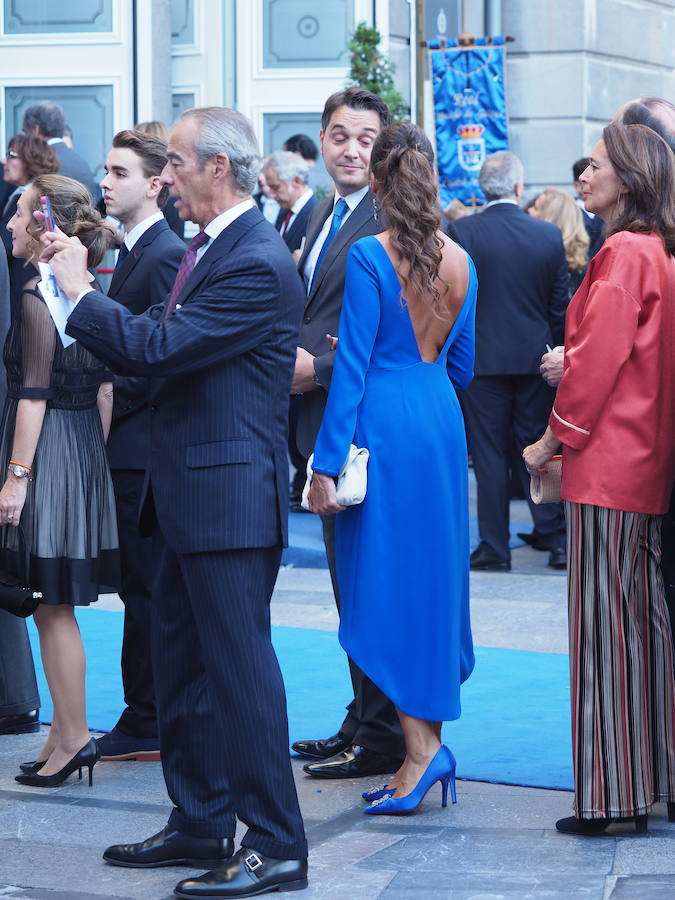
43 107 309 898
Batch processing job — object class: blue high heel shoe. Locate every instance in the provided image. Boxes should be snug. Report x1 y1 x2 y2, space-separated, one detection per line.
362 783 391 802
364 745 457 815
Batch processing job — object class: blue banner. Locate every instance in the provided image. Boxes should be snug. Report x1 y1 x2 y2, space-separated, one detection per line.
430 37 509 209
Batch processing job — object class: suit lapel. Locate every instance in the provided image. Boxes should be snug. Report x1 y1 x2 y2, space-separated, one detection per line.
108 220 170 299
305 192 375 307
171 206 263 306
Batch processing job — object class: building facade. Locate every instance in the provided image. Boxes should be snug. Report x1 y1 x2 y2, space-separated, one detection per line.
0 0 672 197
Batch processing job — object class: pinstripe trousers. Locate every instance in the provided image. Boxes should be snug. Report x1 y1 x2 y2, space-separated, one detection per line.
566 501 675 818
149 526 307 859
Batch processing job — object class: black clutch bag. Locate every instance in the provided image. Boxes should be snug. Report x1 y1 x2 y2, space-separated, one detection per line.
0 527 42 618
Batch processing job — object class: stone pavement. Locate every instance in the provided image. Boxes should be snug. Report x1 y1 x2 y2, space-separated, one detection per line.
1 491 675 899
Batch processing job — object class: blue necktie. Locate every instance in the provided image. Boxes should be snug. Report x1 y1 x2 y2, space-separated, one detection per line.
116 243 129 268
311 198 348 287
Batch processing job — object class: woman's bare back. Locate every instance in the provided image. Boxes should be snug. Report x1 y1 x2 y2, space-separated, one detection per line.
374 231 469 362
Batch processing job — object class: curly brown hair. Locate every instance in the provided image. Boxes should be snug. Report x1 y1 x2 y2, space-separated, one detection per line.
369 122 446 312
7 133 59 183
603 122 675 257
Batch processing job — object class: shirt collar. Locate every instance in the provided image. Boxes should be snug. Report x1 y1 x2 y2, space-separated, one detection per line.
290 187 313 215
123 211 165 251
46 137 64 145
203 198 256 243
483 198 519 210
335 184 369 213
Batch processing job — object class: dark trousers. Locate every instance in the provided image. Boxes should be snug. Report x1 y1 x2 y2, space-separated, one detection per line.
111 469 157 739
288 396 307 497
461 374 566 562
0 611 40 716
321 514 406 758
150 524 307 860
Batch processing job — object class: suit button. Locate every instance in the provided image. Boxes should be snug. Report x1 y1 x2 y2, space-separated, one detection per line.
149 405 157 412
87 322 100 333
304 316 311 323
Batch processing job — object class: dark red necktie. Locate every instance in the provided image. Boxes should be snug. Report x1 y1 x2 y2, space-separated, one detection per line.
162 230 209 318
281 209 293 236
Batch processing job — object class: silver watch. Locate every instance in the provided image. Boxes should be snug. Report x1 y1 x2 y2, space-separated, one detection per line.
8 463 31 478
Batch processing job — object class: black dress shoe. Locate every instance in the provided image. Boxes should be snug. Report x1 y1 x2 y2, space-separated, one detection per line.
291 731 351 760
548 547 567 570
555 814 647 835
174 848 308 898
516 531 547 551
103 827 234 869
0 709 40 735
470 545 511 572
303 744 403 779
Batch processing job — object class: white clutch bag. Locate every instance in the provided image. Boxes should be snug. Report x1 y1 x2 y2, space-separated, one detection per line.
301 444 369 511
530 455 563 504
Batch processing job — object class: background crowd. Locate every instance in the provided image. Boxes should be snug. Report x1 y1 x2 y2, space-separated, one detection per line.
0 89 672 898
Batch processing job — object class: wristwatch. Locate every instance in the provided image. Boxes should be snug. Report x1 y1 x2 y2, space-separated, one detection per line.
8 463 31 478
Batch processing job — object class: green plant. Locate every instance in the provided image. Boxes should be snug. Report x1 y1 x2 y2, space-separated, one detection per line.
347 22 408 121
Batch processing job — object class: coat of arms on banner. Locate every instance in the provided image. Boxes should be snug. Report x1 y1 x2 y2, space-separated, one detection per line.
457 124 486 173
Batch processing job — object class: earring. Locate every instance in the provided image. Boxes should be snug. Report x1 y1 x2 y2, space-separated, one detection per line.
372 195 379 221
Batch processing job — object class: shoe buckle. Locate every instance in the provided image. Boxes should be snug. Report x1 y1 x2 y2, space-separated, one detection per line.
244 852 264 876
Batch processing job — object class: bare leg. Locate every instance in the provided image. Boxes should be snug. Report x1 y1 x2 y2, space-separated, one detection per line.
389 709 441 799
32 605 91 776
35 711 59 763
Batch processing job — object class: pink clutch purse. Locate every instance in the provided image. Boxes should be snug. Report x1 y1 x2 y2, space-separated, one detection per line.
530 455 562 504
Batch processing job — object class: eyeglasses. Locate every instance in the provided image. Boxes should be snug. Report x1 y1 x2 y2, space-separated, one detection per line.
6 150 19 158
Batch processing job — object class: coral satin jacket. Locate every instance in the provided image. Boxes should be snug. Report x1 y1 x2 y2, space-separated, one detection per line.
550 231 674 514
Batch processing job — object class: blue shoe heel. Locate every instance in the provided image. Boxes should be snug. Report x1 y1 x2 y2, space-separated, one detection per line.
364 745 457 816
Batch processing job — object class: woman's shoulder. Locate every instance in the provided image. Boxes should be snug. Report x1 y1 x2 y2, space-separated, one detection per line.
589 231 667 285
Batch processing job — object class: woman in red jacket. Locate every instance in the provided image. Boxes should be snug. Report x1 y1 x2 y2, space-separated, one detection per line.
524 122 675 835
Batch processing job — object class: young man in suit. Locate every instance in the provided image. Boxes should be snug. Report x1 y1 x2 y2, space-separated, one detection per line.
22 101 101 202
95 129 185 763
448 151 569 572
262 151 318 253
289 87 407 780
43 106 308 898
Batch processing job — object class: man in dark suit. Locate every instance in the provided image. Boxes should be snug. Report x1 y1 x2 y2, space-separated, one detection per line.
22 101 101 202
94 129 184 764
289 87 406 780
448 151 569 572
262 151 318 253
44 106 308 898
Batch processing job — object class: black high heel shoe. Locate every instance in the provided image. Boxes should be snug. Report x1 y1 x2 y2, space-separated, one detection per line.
19 760 47 774
556 814 647 835
14 738 99 788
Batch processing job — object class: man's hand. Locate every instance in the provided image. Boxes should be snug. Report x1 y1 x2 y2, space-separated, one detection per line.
39 226 93 302
540 345 564 387
291 347 319 394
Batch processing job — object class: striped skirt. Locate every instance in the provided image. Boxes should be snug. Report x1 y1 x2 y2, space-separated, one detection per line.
566 501 675 818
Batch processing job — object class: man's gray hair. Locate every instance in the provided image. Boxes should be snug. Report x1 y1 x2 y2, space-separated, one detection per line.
22 101 65 139
263 150 309 186
180 106 261 195
479 151 525 201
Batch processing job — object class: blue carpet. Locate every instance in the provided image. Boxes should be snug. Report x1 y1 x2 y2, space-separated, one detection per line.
27 611 572 791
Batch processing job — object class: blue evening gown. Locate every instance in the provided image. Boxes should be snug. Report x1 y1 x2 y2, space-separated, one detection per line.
312 235 476 722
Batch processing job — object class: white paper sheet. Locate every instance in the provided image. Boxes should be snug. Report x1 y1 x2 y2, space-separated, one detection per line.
37 262 77 348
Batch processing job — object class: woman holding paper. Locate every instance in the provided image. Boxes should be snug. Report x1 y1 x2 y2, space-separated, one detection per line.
1 174 119 787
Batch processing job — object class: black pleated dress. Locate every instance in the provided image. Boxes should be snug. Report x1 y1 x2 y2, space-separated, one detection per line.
0 279 119 605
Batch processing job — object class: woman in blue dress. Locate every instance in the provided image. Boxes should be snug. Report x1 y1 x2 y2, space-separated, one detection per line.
308 122 476 814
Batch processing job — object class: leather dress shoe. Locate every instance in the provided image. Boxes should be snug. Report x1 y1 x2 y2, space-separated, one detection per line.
517 531 547 551
470 545 511 572
303 744 403 779
96 728 160 761
291 731 350 760
548 547 567 570
174 848 308 898
103 827 233 869
0 709 40 735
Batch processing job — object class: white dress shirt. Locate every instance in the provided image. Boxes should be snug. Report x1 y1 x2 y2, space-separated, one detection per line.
122 211 165 252
303 184 369 290
196 198 256 264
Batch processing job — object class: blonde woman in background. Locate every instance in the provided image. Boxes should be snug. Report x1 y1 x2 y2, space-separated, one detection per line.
530 187 590 297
